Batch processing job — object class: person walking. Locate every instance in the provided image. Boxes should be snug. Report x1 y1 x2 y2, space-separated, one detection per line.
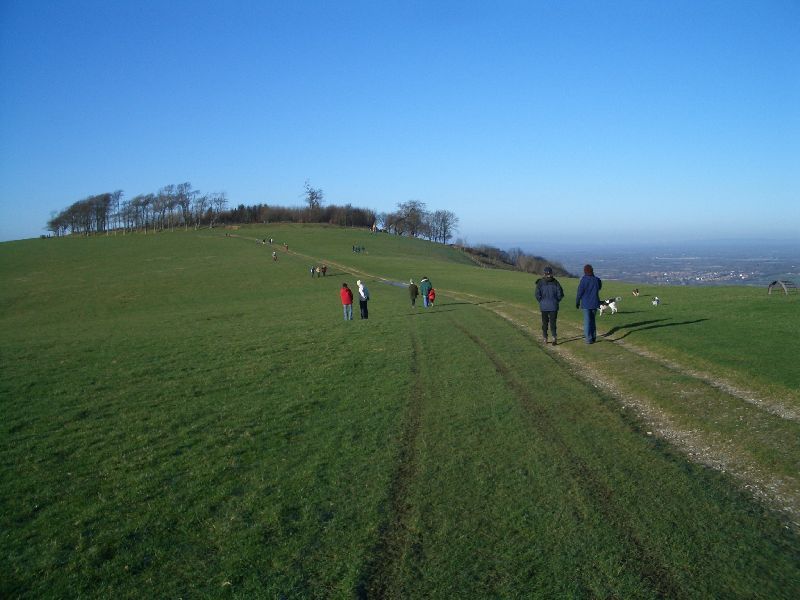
535 266 564 345
419 277 432 308
408 279 419 307
340 283 354 321
356 279 370 319
576 264 602 344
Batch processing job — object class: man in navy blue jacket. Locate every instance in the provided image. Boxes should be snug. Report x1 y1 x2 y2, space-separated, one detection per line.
576 264 602 344
535 266 564 345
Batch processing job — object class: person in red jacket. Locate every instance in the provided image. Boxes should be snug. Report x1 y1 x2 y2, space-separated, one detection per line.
340 283 354 321
427 287 436 306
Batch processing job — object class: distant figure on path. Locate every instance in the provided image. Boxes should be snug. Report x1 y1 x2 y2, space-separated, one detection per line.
340 283 354 321
419 277 432 308
356 279 370 319
535 266 564 345
321 265 328 277
310 266 316 278
272 251 278 261
576 264 602 344
408 279 419 307
427 287 436 307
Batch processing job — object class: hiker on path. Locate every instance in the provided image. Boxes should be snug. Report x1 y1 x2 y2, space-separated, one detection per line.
356 279 370 319
321 265 327 277
340 283 354 321
535 266 564 345
427 287 436 307
272 251 278 261
310 266 316 278
408 279 419 307
419 277 432 308
576 264 602 344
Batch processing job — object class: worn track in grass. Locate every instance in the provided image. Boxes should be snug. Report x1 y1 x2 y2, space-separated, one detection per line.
357 330 424 599
471 297 800 527
452 319 682 597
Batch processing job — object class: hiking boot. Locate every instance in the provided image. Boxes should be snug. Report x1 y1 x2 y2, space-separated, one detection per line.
542 335 548 344
552 337 557 346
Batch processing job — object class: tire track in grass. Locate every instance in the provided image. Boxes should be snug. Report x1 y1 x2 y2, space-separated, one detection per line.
451 319 683 598
357 329 424 599
485 303 800 527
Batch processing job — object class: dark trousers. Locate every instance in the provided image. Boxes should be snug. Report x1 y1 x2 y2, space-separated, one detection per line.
541 311 558 338
359 299 369 319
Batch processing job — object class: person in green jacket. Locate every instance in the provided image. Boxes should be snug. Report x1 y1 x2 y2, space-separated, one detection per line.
419 277 432 308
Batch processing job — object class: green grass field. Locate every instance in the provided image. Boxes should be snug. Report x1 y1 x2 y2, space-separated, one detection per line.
2 225 799 598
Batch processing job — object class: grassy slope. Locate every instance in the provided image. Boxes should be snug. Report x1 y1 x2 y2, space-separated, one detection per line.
1 226 798 598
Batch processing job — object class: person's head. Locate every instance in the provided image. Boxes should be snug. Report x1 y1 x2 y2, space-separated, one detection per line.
342 282 348 288
410 278 414 284
356 279 362 286
543 266 553 277
583 264 594 276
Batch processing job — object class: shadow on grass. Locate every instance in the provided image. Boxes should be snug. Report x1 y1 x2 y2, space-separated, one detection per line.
603 318 709 340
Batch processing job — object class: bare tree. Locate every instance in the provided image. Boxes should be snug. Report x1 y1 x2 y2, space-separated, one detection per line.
175 182 196 230
430 209 459 244
209 192 228 228
111 190 124 233
304 180 324 210
193 194 209 229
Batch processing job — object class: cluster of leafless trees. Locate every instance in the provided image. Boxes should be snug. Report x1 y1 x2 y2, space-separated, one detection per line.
462 244 572 276
47 183 229 236
46 182 459 245
377 200 459 244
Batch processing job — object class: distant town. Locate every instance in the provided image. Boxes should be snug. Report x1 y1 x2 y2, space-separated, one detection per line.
546 241 800 287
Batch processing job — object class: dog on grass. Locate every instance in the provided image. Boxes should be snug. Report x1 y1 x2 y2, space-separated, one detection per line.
632 288 640 297
652 296 660 307
598 297 622 316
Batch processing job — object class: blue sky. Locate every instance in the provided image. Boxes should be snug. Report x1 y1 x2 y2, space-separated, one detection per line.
1 0 798 247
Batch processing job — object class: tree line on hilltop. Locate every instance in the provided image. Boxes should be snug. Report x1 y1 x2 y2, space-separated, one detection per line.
46 182 459 244
458 244 572 277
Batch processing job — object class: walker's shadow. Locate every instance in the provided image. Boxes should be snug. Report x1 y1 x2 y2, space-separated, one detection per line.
603 318 709 340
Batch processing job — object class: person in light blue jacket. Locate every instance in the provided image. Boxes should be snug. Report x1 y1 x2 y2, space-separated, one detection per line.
576 264 602 344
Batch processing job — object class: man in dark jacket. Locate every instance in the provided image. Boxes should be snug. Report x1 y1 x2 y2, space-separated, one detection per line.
576 264 602 344
408 279 419 307
535 266 564 345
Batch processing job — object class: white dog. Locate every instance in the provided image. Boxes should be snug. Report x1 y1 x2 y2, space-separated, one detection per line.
598 297 621 316
652 296 660 307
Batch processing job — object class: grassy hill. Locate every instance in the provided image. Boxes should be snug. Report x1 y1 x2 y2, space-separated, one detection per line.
2 225 799 598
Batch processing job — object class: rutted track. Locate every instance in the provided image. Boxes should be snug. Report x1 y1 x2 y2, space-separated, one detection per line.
465 298 800 526
357 330 424 599
452 320 682 597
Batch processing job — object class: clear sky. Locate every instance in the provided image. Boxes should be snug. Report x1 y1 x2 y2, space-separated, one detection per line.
1 0 798 247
